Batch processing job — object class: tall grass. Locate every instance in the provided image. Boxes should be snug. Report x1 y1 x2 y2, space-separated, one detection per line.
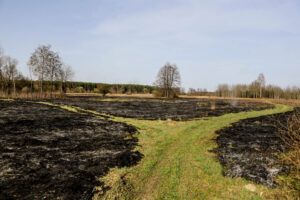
274 110 300 199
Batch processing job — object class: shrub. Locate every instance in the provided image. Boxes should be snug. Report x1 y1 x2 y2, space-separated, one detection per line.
21 86 29 93
98 84 110 97
74 86 84 93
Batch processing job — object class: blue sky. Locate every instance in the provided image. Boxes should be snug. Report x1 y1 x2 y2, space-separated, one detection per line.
0 0 299 91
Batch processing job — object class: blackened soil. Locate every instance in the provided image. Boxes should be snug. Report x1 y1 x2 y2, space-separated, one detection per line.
214 108 299 187
49 97 274 120
0 101 142 200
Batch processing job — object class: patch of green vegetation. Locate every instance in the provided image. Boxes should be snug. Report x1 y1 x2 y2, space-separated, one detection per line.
37 102 83 113
37 102 115 120
0 98 14 102
96 104 293 200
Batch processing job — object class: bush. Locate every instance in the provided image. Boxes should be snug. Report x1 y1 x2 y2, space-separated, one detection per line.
21 87 29 93
153 88 179 98
152 88 164 97
98 84 110 97
74 86 84 93
93 88 99 93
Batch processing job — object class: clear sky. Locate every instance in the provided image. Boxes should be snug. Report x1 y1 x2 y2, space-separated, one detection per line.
0 0 299 91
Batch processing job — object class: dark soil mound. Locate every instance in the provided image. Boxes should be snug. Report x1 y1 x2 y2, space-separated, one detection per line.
0 101 142 200
214 108 299 187
49 97 274 120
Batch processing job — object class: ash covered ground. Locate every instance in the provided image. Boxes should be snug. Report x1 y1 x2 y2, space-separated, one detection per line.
0 100 142 200
215 108 299 187
49 96 274 120
0 97 285 199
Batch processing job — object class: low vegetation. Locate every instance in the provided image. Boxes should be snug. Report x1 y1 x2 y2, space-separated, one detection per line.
275 109 300 199
96 104 294 200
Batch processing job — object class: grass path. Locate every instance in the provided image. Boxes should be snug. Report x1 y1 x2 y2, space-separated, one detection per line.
97 104 293 200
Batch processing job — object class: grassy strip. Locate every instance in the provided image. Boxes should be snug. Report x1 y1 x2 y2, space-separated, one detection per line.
96 104 293 200
36 102 112 119
0 98 14 101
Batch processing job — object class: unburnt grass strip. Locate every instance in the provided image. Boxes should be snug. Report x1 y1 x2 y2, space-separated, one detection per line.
97 104 293 200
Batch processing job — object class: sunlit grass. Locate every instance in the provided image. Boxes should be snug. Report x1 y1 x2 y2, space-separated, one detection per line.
96 104 293 200
0 98 14 102
37 101 115 120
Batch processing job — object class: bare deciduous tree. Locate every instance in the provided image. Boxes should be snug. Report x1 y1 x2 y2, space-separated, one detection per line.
257 73 266 98
216 84 230 97
58 64 74 93
28 45 61 93
155 62 181 98
46 51 62 95
2 56 19 95
0 47 4 93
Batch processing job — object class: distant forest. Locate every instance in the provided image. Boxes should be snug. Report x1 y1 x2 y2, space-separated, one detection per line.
7 80 155 95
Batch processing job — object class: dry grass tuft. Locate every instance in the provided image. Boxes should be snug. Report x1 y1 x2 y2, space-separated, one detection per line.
0 91 66 99
273 109 300 199
270 99 300 107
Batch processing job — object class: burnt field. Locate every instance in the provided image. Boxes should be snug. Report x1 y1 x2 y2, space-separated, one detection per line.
0 97 291 200
49 96 274 120
0 100 142 200
214 108 299 187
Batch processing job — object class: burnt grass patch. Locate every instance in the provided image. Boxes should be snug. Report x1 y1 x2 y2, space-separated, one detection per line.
214 108 299 187
49 96 274 120
0 100 142 200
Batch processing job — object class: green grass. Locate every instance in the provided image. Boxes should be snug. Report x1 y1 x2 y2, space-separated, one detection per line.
0 98 14 101
96 104 293 200
37 101 112 119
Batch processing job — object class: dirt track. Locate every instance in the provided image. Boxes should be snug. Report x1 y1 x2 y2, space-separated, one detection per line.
0 101 142 200
215 108 299 187
49 96 274 120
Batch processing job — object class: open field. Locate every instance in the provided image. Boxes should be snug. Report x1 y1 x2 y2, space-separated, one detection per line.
49 96 274 120
0 97 298 199
0 100 141 200
2 1 300 199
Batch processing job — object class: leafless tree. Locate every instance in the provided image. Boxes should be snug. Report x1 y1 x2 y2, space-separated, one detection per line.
154 62 181 98
58 64 74 93
257 73 266 98
2 56 19 95
28 64 34 93
216 84 230 97
28 45 58 93
0 47 4 93
249 80 260 98
46 51 62 95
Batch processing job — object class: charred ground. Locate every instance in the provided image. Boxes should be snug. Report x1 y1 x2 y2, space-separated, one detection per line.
49 96 274 120
0 97 291 200
214 108 299 187
0 100 141 200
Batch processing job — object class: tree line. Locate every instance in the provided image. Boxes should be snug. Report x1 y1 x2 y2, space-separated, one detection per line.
1 46 299 99
153 63 300 100
215 73 300 99
0 45 74 97
0 45 154 98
